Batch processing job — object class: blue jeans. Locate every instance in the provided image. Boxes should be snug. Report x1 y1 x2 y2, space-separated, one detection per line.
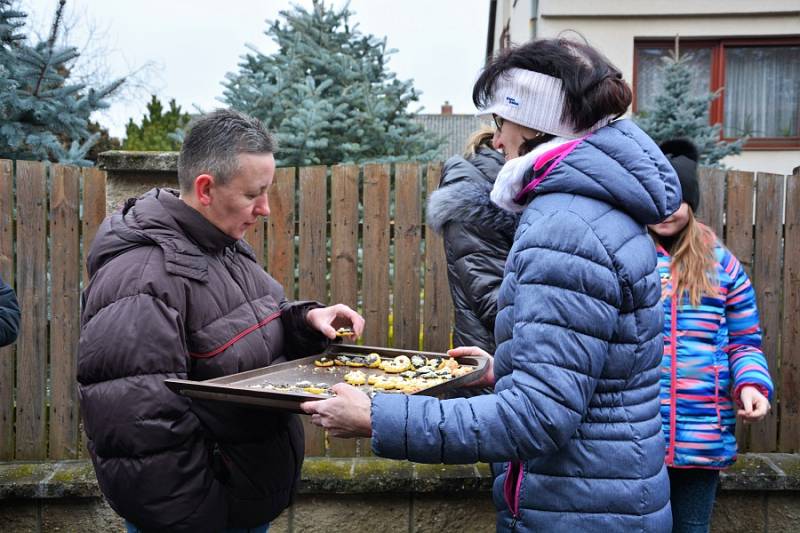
126 520 269 533
668 467 720 533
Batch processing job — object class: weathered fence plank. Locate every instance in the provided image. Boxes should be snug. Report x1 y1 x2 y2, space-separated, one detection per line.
267 168 296 298
81 167 107 286
780 169 800 452
0 160 14 460
362 164 391 347
49 165 82 460
298 166 328 303
79 166 106 458
328 164 360 458
750 173 784 452
297 166 327 457
725 171 755 277
423 162 452 352
696 167 725 238
330 165 359 310
725 170 757 448
15 161 48 460
244 218 265 267
393 163 422 351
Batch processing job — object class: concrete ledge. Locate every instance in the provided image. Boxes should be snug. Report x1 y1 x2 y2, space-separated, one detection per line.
98 150 178 173
721 453 800 491
0 461 101 499
1 454 798 500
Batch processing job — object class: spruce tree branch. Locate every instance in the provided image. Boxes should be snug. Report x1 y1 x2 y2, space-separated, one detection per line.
33 0 67 97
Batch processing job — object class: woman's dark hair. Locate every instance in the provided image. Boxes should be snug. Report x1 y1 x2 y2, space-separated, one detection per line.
473 38 632 132
518 134 554 157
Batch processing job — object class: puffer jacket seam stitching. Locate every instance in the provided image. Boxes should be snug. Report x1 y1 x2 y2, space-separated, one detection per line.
438 399 446 462
511 318 617 344
583 130 666 211
467 400 482 462
555 158 628 211
514 242 615 272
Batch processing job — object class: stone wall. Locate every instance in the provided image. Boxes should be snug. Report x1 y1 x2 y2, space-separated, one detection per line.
1 455 798 532
98 151 180 214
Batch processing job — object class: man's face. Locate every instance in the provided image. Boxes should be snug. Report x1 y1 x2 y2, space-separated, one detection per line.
205 153 275 240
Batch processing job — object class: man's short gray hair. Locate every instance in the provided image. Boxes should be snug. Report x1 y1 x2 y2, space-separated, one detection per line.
178 109 276 192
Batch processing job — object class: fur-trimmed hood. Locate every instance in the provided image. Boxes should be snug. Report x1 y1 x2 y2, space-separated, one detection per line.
426 148 518 234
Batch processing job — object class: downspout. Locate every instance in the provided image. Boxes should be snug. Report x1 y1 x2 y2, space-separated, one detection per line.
530 0 539 39
486 0 497 61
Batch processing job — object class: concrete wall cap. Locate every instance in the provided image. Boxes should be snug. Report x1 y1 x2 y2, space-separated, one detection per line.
1 454 799 500
98 150 179 173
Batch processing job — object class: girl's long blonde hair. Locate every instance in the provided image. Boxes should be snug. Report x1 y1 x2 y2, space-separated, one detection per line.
463 125 495 157
658 207 719 307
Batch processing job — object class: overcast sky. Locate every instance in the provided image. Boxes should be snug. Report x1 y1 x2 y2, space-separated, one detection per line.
20 0 490 138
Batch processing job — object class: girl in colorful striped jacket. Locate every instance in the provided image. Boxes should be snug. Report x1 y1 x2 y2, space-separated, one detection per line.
648 139 774 533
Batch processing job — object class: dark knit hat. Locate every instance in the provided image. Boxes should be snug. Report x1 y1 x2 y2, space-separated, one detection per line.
659 139 700 212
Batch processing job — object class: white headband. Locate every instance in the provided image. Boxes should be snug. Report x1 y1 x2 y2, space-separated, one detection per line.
478 68 613 139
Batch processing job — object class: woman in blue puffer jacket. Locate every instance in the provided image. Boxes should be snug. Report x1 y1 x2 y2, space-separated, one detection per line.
303 37 682 532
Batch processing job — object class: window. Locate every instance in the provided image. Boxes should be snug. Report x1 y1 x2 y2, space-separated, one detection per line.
634 38 800 149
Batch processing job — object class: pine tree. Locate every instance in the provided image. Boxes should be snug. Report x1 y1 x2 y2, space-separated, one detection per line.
222 0 442 166
635 47 744 166
0 0 123 165
85 120 121 162
123 95 191 151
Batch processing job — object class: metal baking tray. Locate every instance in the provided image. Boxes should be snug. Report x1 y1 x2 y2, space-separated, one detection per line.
165 344 488 414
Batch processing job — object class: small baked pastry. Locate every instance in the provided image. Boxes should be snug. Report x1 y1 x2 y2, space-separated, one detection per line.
365 353 382 368
335 327 355 337
344 370 367 386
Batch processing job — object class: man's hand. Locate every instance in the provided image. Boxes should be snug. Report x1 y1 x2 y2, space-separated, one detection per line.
738 385 770 423
301 383 372 438
447 346 495 389
306 304 365 340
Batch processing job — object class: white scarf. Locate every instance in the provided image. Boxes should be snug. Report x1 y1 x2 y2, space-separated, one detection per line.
490 137 572 213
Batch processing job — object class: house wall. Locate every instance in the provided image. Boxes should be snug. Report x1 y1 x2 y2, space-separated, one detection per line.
488 0 800 174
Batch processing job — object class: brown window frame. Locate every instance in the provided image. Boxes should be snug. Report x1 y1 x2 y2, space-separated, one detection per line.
633 36 800 150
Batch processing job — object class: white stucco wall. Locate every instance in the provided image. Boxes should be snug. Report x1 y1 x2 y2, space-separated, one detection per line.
488 0 800 174
722 151 799 176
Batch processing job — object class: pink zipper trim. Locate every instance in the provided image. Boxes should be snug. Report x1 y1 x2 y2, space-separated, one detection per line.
189 310 282 359
512 135 588 204
502 460 523 518
714 366 722 428
666 273 678 466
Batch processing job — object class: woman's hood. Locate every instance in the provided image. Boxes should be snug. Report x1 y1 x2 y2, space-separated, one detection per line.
491 119 682 226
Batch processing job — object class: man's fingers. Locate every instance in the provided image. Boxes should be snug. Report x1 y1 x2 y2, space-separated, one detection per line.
322 325 337 339
340 307 364 336
352 315 365 336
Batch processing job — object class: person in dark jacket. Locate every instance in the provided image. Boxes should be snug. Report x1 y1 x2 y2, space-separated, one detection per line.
77 109 364 533
427 126 518 353
0 274 20 347
303 38 681 532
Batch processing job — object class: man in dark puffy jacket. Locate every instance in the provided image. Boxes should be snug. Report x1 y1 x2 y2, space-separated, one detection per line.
0 274 19 347
78 109 364 533
426 127 518 353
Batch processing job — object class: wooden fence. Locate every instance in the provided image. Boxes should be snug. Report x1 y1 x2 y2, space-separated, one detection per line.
0 159 797 461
